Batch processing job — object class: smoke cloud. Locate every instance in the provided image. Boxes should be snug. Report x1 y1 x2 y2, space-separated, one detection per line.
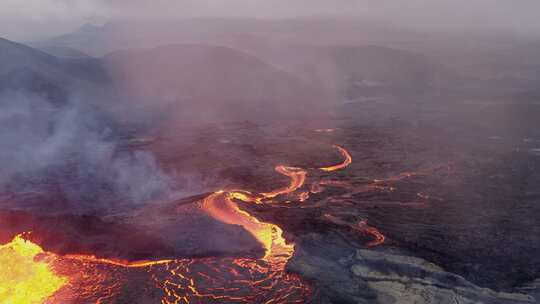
0 91 173 213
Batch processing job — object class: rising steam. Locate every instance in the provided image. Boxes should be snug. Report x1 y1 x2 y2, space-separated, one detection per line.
0 91 172 213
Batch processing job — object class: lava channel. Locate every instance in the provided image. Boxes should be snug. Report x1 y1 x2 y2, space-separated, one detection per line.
319 145 353 172
0 144 360 303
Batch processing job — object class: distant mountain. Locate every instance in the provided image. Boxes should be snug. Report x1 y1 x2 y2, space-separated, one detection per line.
30 23 111 57
326 45 452 85
9 27 463 111
4 32 467 122
227 43 463 102
0 37 110 103
316 45 462 97
38 46 91 59
31 18 426 57
1 38 323 121
32 19 465 102
103 44 323 121
34 18 538 86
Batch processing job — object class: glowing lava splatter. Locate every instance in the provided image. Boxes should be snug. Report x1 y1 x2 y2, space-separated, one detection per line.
0 235 67 304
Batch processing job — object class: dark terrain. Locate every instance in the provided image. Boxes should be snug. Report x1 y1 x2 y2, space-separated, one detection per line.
1 18 540 303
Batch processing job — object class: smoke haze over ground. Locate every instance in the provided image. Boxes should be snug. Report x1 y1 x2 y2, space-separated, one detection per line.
0 91 173 213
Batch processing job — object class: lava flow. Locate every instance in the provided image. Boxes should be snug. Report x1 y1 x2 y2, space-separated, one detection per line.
319 145 353 172
323 215 386 247
260 166 307 200
1 144 359 303
202 191 293 259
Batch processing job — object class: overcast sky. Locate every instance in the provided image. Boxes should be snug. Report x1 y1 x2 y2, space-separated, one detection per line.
2 0 540 41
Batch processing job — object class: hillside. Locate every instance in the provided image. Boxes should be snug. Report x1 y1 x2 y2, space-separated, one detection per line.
103 44 323 121
0 37 109 103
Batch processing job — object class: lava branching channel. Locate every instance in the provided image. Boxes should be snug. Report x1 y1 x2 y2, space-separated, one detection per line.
0 145 357 303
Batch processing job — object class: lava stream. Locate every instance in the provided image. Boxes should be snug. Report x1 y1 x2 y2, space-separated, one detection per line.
319 145 353 172
1 144 361 303
260 166 307 200
202 190 293 260
323 215 386 247
61 254 173 268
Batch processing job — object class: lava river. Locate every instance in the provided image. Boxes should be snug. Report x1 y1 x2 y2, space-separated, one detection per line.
0 145 354 304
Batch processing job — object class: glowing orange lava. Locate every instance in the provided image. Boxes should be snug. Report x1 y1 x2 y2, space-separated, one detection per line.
1 143 373 303
319 145 353 172
260 166 307 200
0 235 67 304
61 254 173 268
202 190 293 259
323 215 386 247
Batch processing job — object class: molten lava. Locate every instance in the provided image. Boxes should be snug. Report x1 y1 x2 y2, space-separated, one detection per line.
202 190 293 258
0 235 67 304
0 143 368 303
61 254 173 268
320 145 353 172
323 215 386 247
260 166 307 200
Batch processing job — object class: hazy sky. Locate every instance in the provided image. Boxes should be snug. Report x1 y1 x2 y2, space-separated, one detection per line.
2 0 540 41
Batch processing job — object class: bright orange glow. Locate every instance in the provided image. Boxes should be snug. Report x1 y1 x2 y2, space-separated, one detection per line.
62 254 173 268
260 166 307 200
202 191 294 258
0 235 67 304
319 145 352 172
1 143 373 303
323 214 386 247
228 190 259 204
364 227 385 247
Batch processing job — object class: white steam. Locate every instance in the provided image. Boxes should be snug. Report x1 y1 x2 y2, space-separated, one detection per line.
0 91 172 213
